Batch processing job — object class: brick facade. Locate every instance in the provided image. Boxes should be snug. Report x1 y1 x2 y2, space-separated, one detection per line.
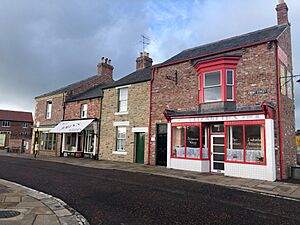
100 81 150 163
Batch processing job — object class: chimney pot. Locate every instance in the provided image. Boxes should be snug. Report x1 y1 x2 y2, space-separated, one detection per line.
136 51 153 70
101 57 105 63
97 56 114 83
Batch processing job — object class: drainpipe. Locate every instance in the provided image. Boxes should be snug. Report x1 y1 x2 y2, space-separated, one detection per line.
275 42 284 180
147 68 156 164
97 95 103 160
60 93 66 157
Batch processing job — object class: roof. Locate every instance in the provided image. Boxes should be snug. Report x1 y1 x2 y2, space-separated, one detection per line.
161 24 288 66
0 109 33 122
66 84 104 102
35 75 99 99
65 67 152 102
103 66 152 89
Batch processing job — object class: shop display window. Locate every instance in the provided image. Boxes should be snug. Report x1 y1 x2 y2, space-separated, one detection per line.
226 122 265 164
171 124 208 160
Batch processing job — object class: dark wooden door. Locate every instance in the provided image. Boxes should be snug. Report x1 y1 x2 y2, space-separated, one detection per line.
135 133 145 164
156 124 167 166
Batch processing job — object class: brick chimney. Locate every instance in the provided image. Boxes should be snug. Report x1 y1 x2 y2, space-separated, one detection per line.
276 0 289 25
97 57 114 83
136 52 153 70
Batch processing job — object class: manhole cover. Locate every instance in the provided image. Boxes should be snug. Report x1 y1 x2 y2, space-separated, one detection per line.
0 210 21 219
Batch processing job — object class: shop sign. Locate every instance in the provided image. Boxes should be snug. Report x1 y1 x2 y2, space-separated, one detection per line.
248 89 268 95
0 134 6 147
172 114 265 123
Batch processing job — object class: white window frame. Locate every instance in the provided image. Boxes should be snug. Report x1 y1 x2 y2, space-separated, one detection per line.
116 126 126 152
22 122 29 128
46 101 52 119
80 104 88 118
118 88 128 113
203 70 222 102
2 121 10 127
226 69 234 101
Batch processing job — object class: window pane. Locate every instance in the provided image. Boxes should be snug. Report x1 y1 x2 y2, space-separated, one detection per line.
186 126 200 159
227 126 244 161
117 127 126 151
245 125 264 163
172 126 185 157
226 86 233 100
119 88 128 100
202 127 208 159
204 86 221 101
204 71 221 86
226 70 233 85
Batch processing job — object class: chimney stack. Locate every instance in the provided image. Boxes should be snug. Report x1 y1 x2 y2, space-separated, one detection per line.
97 57 114 83
136 52 153 70
276 0 289 25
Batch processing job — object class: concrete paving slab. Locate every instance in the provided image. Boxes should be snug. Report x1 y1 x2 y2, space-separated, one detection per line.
4 196 21 203
59 215 80 225
33 215 60 225
54 208 72 217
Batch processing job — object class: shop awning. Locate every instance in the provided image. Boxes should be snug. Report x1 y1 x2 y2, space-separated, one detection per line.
50 119 94 133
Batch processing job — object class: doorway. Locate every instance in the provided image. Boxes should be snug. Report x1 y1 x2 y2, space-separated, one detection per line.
135 133 145 164
156 124 167 166
211 135 225 173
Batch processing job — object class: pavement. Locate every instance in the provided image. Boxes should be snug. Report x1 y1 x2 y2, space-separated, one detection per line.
0 178 89 225
1 151 300 202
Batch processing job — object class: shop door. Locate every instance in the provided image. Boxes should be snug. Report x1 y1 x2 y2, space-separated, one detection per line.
211 135 225 173
84 131 95 154
135 133 145 164
156 124 167 166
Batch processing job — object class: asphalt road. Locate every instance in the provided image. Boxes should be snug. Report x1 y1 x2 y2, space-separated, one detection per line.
0 156 299 225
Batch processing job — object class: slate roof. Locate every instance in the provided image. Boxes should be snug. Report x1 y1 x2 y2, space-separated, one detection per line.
103 66 152 89
161 24 288 66
165 105 263 118
0 109 33 122
66 84 104 102
35 75 99 99
65 67 152 102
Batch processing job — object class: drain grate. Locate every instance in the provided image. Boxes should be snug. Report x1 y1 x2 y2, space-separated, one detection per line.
0 210 21 219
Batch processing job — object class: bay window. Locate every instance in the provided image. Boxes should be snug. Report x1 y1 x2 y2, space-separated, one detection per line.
204 71 222 102
226 122 265 164
171 124 208 160
226 70 234 101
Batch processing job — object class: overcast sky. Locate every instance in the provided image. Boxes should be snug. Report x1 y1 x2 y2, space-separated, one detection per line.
0 0 299 128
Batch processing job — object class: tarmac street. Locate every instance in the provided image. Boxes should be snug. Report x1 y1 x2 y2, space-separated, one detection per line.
0 155 299 225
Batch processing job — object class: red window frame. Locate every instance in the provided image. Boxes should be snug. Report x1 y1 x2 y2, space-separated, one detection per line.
224 120 266 165
194 57 240 104
170 123 210 161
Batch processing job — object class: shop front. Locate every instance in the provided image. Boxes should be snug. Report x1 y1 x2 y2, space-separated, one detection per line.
50 119 98 158
164 106 276 181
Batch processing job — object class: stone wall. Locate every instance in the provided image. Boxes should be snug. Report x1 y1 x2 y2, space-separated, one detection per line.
100 81 150 163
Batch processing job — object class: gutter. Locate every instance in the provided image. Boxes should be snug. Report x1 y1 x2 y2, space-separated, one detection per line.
147 68 156 165
276 42 284 180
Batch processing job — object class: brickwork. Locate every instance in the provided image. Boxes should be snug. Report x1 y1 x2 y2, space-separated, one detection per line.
150 62 198 164
100 81 150 163
64 98 101 120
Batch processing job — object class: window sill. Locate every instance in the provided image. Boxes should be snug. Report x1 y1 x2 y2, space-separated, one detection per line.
112 151 127 155
114 112 128 116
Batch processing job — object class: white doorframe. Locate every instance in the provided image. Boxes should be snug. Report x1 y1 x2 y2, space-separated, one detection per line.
210 134 225 173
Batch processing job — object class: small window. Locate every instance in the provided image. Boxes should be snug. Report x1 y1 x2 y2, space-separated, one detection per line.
204 71 222 102
22 122 29 128
226 70 234 100
80 104 88 118
2 121 10 127
116 127 126 151
118 88 128 112
46 101 52 119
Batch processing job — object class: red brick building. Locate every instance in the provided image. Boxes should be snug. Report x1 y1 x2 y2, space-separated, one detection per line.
148 1 296 181
0 109 33 153
33 57 114 157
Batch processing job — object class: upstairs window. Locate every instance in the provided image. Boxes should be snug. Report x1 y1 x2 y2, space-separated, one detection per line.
2 121 10 127
22 122 29 128
46 101 52 119
80 104 88 118
204 71 222 102
195 57 239 104
118 88 128 112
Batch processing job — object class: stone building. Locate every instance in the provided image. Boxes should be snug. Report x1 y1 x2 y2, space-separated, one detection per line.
99 52 152 163
148 1 296 181
0 109 33 153
32 57 114 157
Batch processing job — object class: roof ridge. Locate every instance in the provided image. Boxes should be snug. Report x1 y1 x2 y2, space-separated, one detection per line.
181 24 287 54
